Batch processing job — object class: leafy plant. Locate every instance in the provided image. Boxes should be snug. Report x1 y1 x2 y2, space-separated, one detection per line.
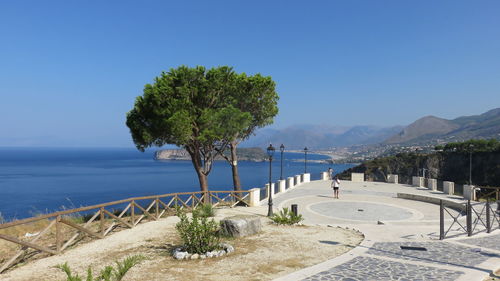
57 255 144 281
176 210 220 254
270 208 303 225
192 204 215 218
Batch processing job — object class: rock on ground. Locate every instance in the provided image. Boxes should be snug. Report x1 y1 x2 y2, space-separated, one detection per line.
220 215 262 237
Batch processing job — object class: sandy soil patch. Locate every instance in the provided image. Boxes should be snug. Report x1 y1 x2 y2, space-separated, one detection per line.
0 207 363 281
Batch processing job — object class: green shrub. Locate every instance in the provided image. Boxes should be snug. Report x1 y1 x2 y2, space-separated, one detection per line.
270 208 303 225
57 255 144 281
175 210 220 254
192 204 215 218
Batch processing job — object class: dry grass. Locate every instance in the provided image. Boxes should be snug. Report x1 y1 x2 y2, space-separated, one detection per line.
1 208 364 281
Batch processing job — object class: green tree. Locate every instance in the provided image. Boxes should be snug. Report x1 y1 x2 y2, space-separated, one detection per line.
216 73 279 190
126 65 250 193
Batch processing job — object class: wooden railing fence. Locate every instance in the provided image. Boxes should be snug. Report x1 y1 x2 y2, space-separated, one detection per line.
0 190 249 273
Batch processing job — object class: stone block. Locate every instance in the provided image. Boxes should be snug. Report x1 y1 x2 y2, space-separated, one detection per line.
220 215 262 237
412 176 424 187
443 181 454 195
287 177 294 189
302 173 310 183
463 185 477 200
321 171 329 180
294 175 301 185
248 188 260 207
387 174 398 184
351 173 365 182
277 180 286 193
427 179 437 191
265 183 275 198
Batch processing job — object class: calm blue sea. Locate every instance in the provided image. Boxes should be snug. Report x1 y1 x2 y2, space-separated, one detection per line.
0 148 354 220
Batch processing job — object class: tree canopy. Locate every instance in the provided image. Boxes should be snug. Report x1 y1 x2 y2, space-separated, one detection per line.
436 139 500 153
126 65 254 192
216 72 279 190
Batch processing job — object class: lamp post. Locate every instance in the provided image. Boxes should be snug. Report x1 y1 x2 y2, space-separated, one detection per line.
304 147 308 173
279 144 285 180
469 144 474 185
267 144 275 217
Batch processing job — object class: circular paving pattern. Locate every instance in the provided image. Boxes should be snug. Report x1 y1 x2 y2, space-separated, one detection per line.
309 201 415 221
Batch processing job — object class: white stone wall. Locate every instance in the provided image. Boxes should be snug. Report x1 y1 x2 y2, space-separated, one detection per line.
351 173 365 182
287 177 294 189
443 181 454 195
321 171 329 180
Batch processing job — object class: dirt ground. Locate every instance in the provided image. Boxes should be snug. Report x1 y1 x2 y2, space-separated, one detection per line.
0 207 363 281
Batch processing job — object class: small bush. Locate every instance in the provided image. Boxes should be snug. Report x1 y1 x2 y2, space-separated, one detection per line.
176 210 220 254
57 255 144 281
192 204 215 218
270 208 303 225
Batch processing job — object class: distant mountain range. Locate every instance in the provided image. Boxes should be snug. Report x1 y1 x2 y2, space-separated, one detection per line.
242 124 403 149
243 108 500 149
385 108 500 145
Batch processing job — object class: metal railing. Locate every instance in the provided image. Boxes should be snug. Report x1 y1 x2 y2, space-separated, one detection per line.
440 190 500 240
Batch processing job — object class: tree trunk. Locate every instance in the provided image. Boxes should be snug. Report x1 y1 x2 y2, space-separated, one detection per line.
230 142 242 191
187 146 210 203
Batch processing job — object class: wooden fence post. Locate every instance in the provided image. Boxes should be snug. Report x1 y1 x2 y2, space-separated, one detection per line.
100 207 105 236
131 201 135 227
56 215 62 253
155 198 159 219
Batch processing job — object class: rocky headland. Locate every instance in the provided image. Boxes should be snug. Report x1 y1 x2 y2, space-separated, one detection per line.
155 147 267 162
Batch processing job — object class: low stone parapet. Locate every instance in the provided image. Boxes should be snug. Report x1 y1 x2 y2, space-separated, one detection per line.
387 174 398 184
443 181 454 195
265 183 275 198
427 179 437 191
321 171 329 180
351 173 365 182
463 185 477 200
248 188 260 207
294 175 301 185
287 177 294 189
277 180 286 193
412 176 424 187
302 173 310 183
397 193 465 211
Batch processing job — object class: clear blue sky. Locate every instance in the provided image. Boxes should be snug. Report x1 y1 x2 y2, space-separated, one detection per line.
1 1 499 147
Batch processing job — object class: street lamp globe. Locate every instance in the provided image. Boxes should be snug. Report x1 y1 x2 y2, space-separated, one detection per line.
267 144 275 158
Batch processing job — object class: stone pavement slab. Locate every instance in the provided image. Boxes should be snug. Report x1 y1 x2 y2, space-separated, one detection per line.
302 256 464 281
366 241 498 267
272 180 500 281
458 233 500 252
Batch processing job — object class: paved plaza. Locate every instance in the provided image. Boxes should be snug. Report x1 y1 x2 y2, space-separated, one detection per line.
271 180 500 281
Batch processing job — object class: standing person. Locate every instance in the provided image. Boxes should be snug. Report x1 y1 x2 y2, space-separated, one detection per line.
331 176 340 199
328 167 333 180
